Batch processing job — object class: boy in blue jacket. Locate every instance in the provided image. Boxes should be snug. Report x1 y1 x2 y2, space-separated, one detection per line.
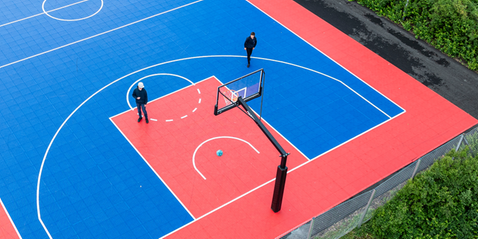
244 32 257 67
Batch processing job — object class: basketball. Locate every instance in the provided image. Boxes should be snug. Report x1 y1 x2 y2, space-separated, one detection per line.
216 150 223 156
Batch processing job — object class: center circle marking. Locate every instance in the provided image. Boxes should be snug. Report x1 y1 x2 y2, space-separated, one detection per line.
42 0 104 21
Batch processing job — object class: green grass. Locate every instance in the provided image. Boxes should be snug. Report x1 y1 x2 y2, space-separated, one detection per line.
350 0 478 71
339 146 478 238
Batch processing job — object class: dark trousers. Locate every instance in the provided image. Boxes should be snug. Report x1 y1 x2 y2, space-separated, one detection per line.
246 48 253 64
137 103 148 119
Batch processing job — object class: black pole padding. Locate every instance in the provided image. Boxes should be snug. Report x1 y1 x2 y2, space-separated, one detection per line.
271 164 288 212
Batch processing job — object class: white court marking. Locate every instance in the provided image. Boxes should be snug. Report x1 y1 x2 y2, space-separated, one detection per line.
0 0 89 28
246 0 399 119
37 55 404 238
42 0 103 21
109 118 195 221
125 73 201 122
192 136 260 180
0 198 22 239
0 0 203 70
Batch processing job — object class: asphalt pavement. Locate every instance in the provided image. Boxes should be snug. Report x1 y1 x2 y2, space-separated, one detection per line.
295 0 478 119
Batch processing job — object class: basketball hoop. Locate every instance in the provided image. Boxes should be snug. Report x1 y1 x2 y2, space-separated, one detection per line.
214 68 264 116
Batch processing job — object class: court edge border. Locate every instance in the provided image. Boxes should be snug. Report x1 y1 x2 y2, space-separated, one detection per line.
244 2 416 238
0 198 22 239
3 0 405 236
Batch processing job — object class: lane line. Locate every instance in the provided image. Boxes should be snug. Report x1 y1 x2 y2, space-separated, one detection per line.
160 177 274 239
0 0 89 28
109 119 195 220
1 0 204 70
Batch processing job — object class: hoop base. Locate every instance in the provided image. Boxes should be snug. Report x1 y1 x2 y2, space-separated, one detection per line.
271 165 288 212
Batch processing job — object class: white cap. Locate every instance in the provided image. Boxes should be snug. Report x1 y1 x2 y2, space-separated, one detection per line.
138 82 144 88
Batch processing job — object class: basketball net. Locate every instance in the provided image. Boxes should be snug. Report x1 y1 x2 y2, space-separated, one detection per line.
224 90 239 105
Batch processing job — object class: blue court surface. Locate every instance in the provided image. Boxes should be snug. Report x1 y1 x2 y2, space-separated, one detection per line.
0 0 404 238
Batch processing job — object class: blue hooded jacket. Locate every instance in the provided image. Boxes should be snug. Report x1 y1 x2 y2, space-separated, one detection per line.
244 36 257 49
132 87 148 104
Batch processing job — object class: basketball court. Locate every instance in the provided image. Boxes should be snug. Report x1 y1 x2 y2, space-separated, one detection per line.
0 0 476 238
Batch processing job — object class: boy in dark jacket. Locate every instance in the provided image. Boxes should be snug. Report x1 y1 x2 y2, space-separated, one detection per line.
244 32 257 67
132 82 149 123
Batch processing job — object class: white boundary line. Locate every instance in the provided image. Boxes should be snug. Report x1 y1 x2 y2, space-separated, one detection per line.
290 110 406 173
253 110 309 160
246 0 405 114
161 113 406 239
37 55 403 238
109 119 195 219
159 177 276 239
0 0 89 28
192 136 260 180
0 198 22 239
0 0 204 70
253 56 393 118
